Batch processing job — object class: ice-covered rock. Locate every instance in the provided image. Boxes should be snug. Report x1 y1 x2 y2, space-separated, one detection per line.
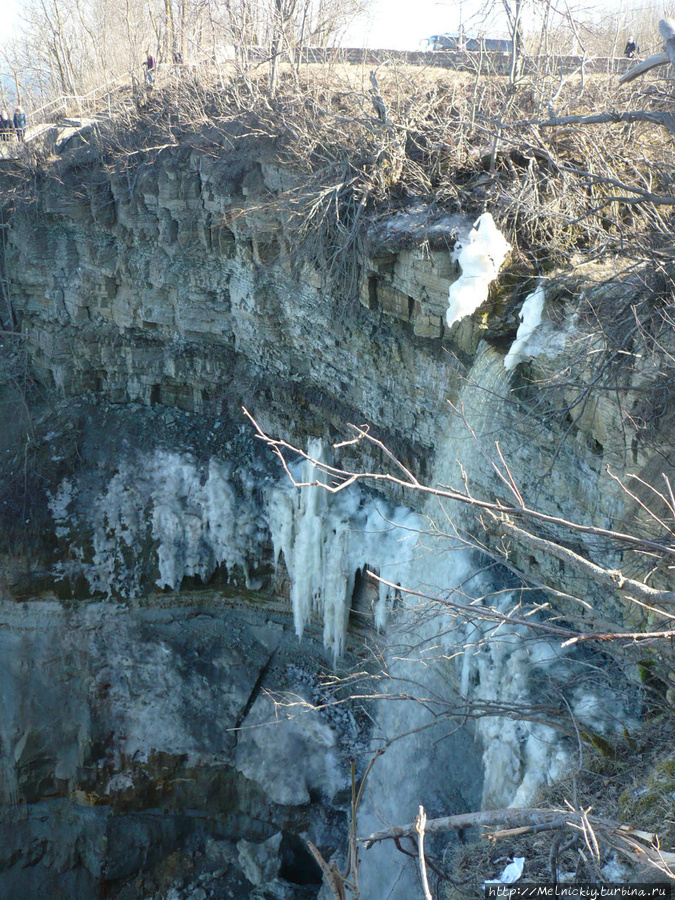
446 212 511 327
48 449 264 597
234 694 345 806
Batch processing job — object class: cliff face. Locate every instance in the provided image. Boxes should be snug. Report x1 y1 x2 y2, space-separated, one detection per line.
0 595 360 898
6 135 672 608
9 147 462 463
2 116 675 897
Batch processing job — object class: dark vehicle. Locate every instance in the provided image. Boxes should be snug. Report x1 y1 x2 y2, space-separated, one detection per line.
425 32 513 52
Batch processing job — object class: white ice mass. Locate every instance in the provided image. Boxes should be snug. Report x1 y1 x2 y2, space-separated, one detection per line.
446 212 511 327
267 440 420 660
504 285 546 370
48 449 265 597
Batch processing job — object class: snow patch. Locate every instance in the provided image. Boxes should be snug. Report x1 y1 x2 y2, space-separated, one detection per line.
601 855 630 882
47 479 74 538
446 213 511 327
492 857 525 885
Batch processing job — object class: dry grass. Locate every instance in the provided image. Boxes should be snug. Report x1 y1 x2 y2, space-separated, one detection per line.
11 58 675 291
438 714 675 898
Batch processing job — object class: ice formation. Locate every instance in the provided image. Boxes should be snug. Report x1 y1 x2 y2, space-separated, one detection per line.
356 542 484 900
49 450 264 597
150 454 261 591
357 346 637 900
47 412 634 900
446 212 511 327
458 611 572 809
358 557 637 900
504 285 546 370
267 440 420 660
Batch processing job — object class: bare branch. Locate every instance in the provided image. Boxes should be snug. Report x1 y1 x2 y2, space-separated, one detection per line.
484 515 675 611
415 806 433 900
243 408 675 561
499 109 675 136
362 807 675 878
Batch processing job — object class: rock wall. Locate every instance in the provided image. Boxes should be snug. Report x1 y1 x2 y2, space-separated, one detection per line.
2 124 675 897
0 596 356 899
7 149 465 472
6 137 673 609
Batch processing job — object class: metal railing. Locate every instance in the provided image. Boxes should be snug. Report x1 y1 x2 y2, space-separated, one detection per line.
21 53 215 142
28 67 138 130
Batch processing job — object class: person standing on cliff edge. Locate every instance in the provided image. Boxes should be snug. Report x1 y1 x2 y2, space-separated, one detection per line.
13 106 26 141
0 109 12 141
624 36 638 58
144 50 156 85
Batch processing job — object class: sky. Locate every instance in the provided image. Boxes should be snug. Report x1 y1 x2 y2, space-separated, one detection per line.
3 0 22 39
1 0 503 50
1 0 652 52
346 0 500 49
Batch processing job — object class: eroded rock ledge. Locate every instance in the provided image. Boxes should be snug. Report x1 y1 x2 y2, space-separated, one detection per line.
2 102 675 898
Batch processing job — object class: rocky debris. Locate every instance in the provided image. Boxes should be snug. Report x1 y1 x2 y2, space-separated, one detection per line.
0 599 349 899
237 832 282 885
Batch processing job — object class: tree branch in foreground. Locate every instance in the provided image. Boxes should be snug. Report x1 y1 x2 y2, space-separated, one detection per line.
360 807 675 877
502 108 675 137
242 408 675 627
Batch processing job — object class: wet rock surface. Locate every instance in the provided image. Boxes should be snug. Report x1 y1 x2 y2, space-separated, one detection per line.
0 598 353 899
2 121 675 899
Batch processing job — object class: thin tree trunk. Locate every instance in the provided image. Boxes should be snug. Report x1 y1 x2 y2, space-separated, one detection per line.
180 0 187 59
164 0 175 62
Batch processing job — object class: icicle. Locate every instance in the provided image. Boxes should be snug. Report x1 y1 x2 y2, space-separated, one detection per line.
266 442 419 661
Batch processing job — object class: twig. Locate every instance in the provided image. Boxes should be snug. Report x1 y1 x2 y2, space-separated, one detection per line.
307 841 346 900
242 408 675 561
416 806 433 900
362 807 675 879
498 109 675 136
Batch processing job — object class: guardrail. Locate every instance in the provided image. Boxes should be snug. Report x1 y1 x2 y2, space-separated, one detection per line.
295 47 645 76
23 52 216 139
28 68 138 128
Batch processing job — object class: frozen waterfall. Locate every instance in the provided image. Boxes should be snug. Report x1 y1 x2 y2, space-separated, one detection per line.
266 439 420 660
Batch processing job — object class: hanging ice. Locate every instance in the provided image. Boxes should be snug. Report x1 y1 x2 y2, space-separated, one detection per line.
446 212 511 327
504 285 546 371
48 450 265 597
267 440 420 660
151 455 260 591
